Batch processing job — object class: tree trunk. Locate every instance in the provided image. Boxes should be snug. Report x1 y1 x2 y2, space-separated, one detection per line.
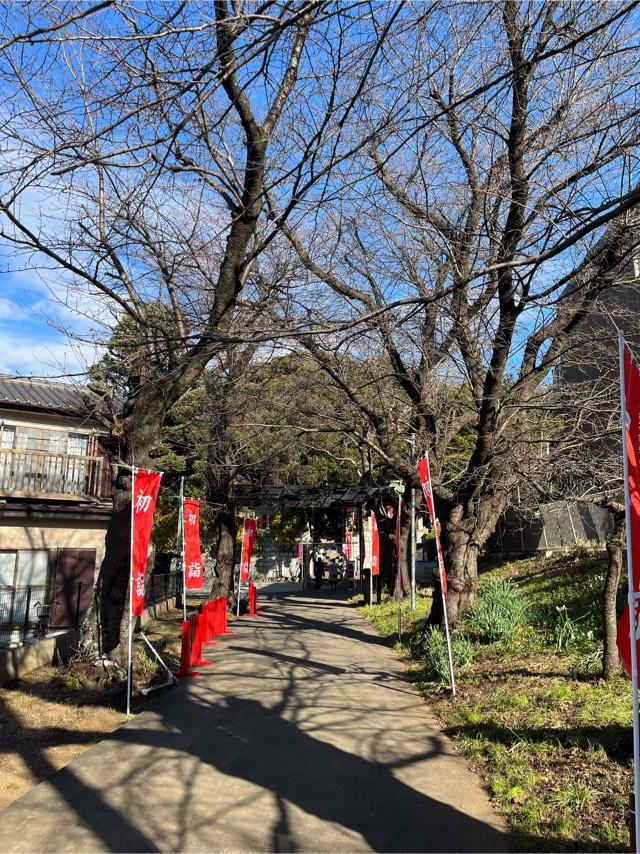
77 403 163 665
428 495 508 626
210 478 237 604
603 508 625 679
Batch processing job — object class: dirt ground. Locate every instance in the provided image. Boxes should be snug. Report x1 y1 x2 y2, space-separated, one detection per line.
0 607 186 812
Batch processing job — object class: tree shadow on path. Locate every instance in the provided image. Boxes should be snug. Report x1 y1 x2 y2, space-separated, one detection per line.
109 691 508 853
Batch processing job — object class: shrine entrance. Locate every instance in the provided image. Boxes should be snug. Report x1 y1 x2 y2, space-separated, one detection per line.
234 483 399 600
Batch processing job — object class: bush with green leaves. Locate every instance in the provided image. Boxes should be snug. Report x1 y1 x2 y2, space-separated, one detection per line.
416 626 474 685
468 579 528 643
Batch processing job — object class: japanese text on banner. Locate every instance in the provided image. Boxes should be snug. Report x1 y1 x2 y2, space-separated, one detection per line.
131 470 162 617
183 498 204 590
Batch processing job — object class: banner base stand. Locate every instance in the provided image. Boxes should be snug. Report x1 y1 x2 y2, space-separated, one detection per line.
193 659 213 667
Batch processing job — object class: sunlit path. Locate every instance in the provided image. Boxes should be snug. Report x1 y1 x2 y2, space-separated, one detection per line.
0 588 507 853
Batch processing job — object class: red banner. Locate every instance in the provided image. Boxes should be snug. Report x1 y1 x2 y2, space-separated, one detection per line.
343 530 353 559
131 469 162 617
240 518 257 581
417 454 448 597
183 498 204 589
617 346 640 675
371 512 380 576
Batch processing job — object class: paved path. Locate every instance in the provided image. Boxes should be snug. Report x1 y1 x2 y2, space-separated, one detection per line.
0 587 508 853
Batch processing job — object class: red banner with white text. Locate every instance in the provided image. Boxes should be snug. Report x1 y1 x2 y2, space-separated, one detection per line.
617 346 640 675
183 498 204 589
417 455 448 597
371 512 380 576
131 469 162 617
240 518 257 582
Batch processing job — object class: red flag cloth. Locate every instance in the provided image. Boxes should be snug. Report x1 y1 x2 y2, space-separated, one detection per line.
371 512 380 576
240 518 257 581
417 454 448 597
617 345 640 675
183 498 204 590
343 530 353 559
131 469 162 617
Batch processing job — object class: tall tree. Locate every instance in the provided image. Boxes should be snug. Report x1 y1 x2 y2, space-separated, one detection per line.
0 1 400 661
275 2 640 622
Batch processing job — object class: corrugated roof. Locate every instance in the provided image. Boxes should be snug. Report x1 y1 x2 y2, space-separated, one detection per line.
0 375 103 416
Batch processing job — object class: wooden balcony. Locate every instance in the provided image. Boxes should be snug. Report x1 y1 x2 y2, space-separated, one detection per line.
0 449 111 501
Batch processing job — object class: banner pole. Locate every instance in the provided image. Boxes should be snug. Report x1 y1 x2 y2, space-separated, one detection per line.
126 465 136 717
237 518 243 618
397 492 403 640
439 531 456 697
619 331 640 852
410 435 416 611
179 477 186 622
426 450 456 695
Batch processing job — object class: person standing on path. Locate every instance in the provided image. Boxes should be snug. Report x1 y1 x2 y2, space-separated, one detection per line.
314 556 325 590
329 560 339 590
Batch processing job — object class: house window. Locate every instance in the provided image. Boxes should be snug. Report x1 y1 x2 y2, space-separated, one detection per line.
0 551 17 586
0 426 89 454
15 550 49 587
0 549 49 588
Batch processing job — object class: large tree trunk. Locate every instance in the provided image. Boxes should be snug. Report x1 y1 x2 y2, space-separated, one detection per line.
429 494 508 626
77 401 164 665
603 507 625 679
210 477 237 604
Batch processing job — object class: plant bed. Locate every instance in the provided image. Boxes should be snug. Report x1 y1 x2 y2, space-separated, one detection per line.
360 550 633 852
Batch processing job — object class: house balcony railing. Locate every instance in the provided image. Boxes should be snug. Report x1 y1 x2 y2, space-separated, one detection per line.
0 449 111 500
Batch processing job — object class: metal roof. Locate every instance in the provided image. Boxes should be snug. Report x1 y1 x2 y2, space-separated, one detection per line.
234 483 396 509
0 376 104 417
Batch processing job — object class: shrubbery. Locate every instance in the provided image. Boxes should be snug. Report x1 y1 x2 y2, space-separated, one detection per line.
414 625 474 685
468 578 528 643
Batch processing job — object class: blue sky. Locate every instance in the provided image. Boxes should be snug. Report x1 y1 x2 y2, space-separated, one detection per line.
0 261 100 379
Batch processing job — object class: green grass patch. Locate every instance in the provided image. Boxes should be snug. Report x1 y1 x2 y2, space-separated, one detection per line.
360 549 633 852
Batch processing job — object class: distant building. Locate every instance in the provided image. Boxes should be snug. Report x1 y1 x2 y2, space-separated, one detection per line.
0 376 113 643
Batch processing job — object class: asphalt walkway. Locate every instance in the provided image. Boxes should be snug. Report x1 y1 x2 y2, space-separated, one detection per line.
0 586 508 853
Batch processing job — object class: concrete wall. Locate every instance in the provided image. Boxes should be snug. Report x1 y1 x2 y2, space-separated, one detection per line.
0 518 109 572
0 629 77 686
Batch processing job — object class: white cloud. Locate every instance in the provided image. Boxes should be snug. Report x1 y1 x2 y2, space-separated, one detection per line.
0 297 29 321
0 332 102 379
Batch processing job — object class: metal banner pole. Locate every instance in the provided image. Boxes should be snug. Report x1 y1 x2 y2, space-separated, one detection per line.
410 435 416 611
237 518 243 618
126 466 136 716
179 477 186 622
439 533 456 696
397 492 403 640
619 331 640 852
426 451 456 695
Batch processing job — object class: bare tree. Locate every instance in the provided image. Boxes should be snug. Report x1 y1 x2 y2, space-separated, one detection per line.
274 2 640 622
0 1 402 662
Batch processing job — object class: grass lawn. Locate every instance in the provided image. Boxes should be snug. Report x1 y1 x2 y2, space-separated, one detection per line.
360 549 633 852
